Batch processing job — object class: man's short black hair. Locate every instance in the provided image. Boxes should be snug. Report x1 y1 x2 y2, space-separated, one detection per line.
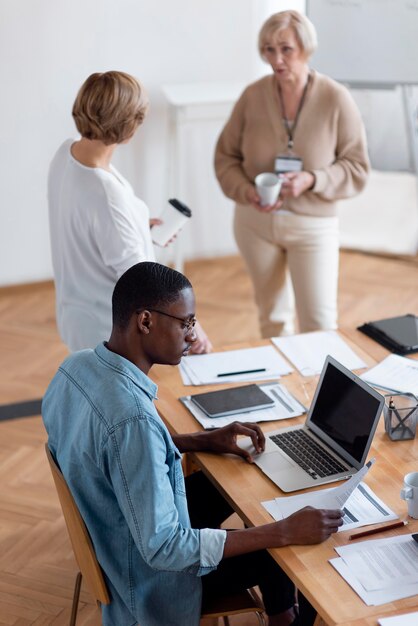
112 262 193 329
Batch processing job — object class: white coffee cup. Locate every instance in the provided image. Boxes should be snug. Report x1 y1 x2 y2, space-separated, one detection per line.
255 172 282 206
400 472 418 518
152 199 192 247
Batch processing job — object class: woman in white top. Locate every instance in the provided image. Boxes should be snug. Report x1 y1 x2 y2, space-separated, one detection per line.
48 71 211 353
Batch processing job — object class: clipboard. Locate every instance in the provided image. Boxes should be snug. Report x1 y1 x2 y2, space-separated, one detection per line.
358 314 418 355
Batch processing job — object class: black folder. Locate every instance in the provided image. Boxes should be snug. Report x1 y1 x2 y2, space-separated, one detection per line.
357 314 418 355
190 384 274 418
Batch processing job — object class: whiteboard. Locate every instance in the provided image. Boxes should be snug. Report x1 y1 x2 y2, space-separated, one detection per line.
307 0 418 85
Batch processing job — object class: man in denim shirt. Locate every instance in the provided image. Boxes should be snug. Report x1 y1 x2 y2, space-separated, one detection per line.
42 262 342 626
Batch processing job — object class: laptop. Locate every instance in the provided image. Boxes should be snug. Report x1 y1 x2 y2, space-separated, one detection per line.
238 356 384 492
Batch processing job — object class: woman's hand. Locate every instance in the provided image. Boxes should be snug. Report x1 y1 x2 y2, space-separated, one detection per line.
245 186 283 213
149 218 163 228
189 320 213 354
149 218 178 246
280 171 315 199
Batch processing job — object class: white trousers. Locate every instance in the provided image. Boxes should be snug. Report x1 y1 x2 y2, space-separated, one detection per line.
234 205 340 338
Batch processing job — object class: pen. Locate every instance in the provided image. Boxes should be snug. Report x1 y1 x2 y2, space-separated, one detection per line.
217 368 267 378
348 519 408 541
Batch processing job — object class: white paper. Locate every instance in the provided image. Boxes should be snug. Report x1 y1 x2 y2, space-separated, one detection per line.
336 534 418 592
263 480 397 532
339 482 398 529
181 383 306 430
271 330 367 376
379 612 418 625
179 346 293 386
361 354 418 395
262 462 383 528
330 557 418 606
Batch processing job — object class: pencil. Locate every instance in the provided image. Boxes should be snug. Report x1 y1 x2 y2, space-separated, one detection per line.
348 519 408 541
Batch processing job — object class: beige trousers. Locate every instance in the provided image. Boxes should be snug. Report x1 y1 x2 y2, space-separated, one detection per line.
234 204 339 338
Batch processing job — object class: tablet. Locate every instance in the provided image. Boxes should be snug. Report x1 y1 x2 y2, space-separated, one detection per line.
358 314 418 354
190 384 274 418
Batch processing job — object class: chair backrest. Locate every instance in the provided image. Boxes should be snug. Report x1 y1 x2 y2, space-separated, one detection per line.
45 444 110 605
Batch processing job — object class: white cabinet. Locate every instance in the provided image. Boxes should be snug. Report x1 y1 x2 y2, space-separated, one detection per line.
160 82 247 268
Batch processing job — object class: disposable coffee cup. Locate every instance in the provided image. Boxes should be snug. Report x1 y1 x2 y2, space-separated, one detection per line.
152 198 192 247
255 172 282 206
401 471 418 518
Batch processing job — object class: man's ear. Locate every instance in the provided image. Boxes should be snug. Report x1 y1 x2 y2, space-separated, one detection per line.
136 310 152 334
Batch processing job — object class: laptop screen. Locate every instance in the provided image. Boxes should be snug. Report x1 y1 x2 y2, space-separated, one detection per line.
308 357 383 465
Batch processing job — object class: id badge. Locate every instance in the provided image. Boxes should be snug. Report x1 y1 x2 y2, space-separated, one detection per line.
275 155 303 175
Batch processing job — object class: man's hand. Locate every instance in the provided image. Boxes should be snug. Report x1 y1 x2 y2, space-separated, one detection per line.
279 506 343 544
280 171 314 199
173 422 265 461
201 422 265 462
223 506 343 557
189 321 213 354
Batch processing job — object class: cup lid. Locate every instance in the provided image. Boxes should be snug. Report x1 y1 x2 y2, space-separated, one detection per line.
168 198 192 217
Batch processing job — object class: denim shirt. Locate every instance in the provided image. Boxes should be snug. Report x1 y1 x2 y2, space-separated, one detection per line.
42 343 226 626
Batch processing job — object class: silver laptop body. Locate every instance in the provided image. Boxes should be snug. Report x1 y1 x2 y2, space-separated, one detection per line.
239 356 384 493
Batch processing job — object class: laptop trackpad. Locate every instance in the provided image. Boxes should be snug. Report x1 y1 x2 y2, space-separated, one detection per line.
258 451 294 472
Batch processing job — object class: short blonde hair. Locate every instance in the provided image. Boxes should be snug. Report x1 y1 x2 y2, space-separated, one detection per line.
72 71 148 145
258 10 317 60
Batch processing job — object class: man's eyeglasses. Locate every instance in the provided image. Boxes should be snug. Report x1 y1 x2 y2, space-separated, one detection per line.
137 308 197 333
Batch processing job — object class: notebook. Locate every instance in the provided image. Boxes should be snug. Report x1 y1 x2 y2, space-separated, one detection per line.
358 314 418 355
190 384 274 418
238 356 384 492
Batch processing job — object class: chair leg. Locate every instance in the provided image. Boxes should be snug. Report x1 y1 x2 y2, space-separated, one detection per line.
222 617 230 626
256 610 267 625
70 571 83 626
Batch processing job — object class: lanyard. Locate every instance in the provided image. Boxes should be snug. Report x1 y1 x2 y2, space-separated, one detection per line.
278 73 311 150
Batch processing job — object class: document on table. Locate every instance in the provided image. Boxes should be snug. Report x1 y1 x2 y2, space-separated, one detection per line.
180 382 306 430
337 534 418 591
271 330 367 376
262 461 397 532
263 480 396 531
361 354 418 396
330 555 418 606
331 534 418 605
379 612 418 625
179 346 293 385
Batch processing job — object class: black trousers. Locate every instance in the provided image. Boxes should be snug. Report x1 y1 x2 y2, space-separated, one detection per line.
185 471 316 625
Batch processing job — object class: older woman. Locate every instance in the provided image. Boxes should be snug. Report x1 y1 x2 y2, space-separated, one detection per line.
215 10 369 338
48 71 211 353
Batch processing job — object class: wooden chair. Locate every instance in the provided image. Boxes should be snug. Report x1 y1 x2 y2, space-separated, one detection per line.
45 445 110 625
45 444 266 625
201 587 266 625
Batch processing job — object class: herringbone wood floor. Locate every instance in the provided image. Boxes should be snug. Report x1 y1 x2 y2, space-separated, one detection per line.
0 251 417 625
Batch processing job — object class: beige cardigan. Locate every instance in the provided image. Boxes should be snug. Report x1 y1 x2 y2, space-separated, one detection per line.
214 71 369 217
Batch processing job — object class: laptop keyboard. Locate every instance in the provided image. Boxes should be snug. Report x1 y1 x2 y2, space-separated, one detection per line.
269 430 347 480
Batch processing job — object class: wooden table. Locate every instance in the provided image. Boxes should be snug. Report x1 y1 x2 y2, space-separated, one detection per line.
151 334 418 625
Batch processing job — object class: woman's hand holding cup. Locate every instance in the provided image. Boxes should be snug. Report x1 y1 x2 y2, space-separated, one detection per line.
249 173 283 212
